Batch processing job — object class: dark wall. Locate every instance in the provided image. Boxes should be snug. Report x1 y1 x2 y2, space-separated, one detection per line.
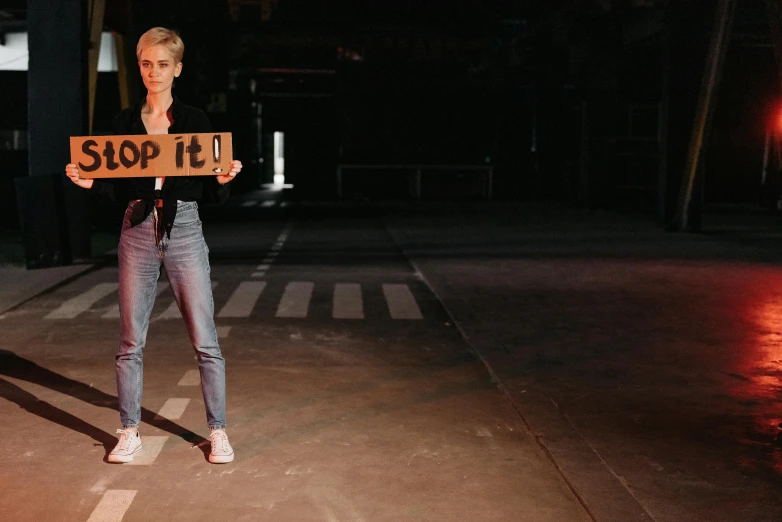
0 72 28 229
0 151 27 230
130 0 234 109
338 69 498 164
0 72 27 130
704 44 778 205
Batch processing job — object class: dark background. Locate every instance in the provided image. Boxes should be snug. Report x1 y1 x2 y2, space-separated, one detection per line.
1 0 780 240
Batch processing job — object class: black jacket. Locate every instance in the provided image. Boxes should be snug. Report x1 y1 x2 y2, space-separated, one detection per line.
90 97 230 238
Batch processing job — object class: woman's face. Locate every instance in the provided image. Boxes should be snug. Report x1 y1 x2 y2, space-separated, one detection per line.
138 44 182 95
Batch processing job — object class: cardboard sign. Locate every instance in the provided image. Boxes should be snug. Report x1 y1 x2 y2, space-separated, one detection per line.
70 132 233 179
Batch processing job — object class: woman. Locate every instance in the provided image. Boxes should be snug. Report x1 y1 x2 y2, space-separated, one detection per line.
65 27 241 464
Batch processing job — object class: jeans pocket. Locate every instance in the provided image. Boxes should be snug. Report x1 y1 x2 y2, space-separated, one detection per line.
121 204 135 232
174 208 201 228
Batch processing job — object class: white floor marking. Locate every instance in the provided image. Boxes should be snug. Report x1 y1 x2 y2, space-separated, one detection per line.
261 200 276 207
155 398 191 420
333 283 364 319
126 436 168 465
156 282 218 320
177 369 200 386
86 490 137 522
240 200 255 208
383 284 424 320
217 326 232 338
156 300 181 320
103 282 169 319
276 282 314 318
45 283 118 319
217 281 266 318
255 224 289 278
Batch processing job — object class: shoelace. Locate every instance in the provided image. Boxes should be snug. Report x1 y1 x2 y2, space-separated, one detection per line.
115 429 134 451
210 431 229 453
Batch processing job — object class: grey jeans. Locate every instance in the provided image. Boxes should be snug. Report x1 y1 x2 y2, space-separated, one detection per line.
116 200 226 430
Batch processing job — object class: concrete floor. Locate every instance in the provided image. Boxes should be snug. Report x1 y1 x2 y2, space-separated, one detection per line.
0 209 591 521
387 203 782 522
4 201 782 521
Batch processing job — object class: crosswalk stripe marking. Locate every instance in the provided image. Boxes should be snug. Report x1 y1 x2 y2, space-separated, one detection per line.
102 282 169 319
217 281 266 318
45 283 118 320
276 282 314 318
256 264 271 271
47 278 430 322
178 370 200 386
268 252 279 258
156 300 181 320
333 283 364 319
156 282 218 320
126 436 168 465
86 490 137 522
154 398 190 420
217 326 232 338
262 257 275 264
383 284 423 320
261 200 276 207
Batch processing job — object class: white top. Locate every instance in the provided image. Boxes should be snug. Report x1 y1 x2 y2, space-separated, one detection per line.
154 177 163 190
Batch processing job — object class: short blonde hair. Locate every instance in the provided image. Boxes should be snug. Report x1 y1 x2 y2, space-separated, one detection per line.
136 27 184 63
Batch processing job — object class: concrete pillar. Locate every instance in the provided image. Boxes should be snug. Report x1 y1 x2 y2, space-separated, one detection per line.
18 0 91 268
661 0 734 230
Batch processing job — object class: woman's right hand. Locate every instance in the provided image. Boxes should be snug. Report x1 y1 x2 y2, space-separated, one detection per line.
65 163 93 189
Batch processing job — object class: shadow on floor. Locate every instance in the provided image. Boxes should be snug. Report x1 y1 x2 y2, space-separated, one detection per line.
0 349 209 460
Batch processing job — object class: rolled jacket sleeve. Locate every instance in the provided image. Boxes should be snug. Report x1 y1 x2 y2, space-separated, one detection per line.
202 177 231 204
190 108 232 204
90 179 116 204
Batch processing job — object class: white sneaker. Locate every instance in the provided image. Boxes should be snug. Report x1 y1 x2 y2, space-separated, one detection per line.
208 429 234 464
108 429 142 463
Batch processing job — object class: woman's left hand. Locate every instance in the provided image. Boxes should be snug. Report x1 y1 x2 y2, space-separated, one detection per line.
216 160 242 185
